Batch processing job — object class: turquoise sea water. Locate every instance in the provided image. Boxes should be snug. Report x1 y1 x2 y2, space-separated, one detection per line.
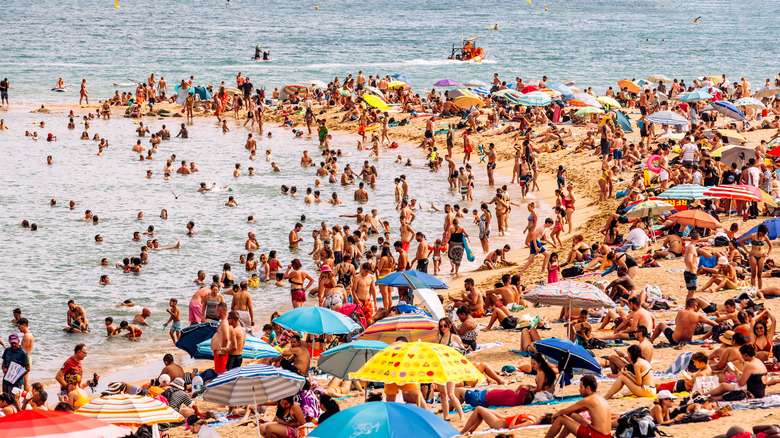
1 0 779 104
0 0 778 385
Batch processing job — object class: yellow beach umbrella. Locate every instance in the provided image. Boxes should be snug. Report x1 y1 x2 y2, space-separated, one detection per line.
350 341 484 385
362 94 390 111
452 90 484 109
387 80 408 90
595 96 622 108
716 129 746 143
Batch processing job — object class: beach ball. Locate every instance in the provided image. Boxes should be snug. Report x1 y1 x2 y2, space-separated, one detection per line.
315 5 319 9
545 7 548 10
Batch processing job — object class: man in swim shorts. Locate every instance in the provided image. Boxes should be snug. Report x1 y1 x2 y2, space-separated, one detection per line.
543 375 612 438
188 285 209 326
210 303 232 374
231 281 254 334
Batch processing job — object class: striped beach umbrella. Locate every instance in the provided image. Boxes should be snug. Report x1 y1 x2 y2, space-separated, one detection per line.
471 86 490 95
350 342 483 385
203 364 306 406
737 185 777 207
0 410 131 438
358 314 438 342
657 184 711 200
624 199 675 218
566 92 602 108
282 85 308 94
668 210 722 229
197 334 280 360
518 91 551 106
703 185 761 203
524 281 616 309
711 101 746 121
76 395 183 426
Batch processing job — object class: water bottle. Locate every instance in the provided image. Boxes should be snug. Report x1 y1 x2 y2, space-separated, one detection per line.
192 373 203 395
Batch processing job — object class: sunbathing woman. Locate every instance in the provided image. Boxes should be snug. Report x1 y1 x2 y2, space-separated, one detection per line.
604 345 656 399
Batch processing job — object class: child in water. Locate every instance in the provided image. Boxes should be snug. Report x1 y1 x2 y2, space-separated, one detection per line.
432 239 444 275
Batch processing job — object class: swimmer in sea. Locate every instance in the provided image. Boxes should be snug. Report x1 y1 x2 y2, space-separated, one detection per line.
104 317 118 336
271 162 281 172
133 308 151 325
99 275 109 285
225 196 238 207
110 321 143 340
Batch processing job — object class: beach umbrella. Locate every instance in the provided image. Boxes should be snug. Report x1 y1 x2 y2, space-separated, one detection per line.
566 92 601 108
754 86 780 99
711 101 746 120
452 93 484 109
175 321 219 359
446 88 471 100
645 110 689 126
390 74 410 84
524 281 615 336
387 80 408 90
595 96 622 108
196 334 280 360
0 410 131 438
491 88 518 98
434 79 460 87
703 185 761 203
307 80 327 89
502 91 524 105
548 83 574 96
77 395 183 426
734 97 766 110
282 85 308 94
363 85 384 96
674 89 712 102
647 74 672 84
533 338 601 390
376 270 448 289
624 199 675 218
617 80 640 93
766 138 780 157
540 88 563 98
712 144 753 167
471 86 490 95
715 129 747 144
520 85 539 93
273 306 361 335
403 273 447 320
611 110 633 132
317 340 388 380
575 107 604 116
657 184 711 200
358 314 438 342
308 402 458 438
737 185 777 207
464 79 488 87
395 303 432 318
350 342 483 385
737 218 780 243
362 94 390 111
518 91 551 106
204 364 306 405
668 210 722 229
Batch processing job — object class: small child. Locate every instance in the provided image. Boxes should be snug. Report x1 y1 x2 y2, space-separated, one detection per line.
221 119 230 133
248 273 260 287
432 239 444 275
262 323 278 346
111 321 143 340
104 317 118 336
547 252 560 284
274 272 285 287
395 154 403 164
163 298 182 342
265 149 272 161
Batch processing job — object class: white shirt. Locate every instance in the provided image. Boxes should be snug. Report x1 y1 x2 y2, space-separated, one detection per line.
625 228 651 247
747 167 761 187
692 170 702 185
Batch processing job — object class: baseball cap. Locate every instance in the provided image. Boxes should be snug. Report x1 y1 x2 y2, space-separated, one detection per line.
656 390 678 400
717 256 728 265
8 333 19 343
158 374 171 386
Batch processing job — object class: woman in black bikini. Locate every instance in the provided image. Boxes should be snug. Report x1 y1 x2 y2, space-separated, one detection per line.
220 263 234 287
741 224 772 289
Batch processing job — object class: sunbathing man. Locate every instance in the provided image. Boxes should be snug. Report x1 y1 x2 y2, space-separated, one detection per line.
595 297 653 341
649 298 717 345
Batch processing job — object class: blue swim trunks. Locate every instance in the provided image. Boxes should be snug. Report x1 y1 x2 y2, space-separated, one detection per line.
464 389 488 407
172 321 182 332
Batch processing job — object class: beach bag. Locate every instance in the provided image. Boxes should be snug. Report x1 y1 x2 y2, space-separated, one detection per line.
713 236 730 246
561 266 584 278
722 389 751 401
580 338 608 350
338 303 367 330
644 285 663 303
651 300 670 311
616 407 664 438
680 411 710 423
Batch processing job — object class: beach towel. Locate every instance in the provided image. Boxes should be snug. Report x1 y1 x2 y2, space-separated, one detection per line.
469 425 551 435
510 349 533 357
619 391 689 400
653 351 693 379
471 342 504 354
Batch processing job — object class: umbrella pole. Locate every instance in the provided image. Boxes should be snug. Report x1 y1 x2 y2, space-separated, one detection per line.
254 387 261 438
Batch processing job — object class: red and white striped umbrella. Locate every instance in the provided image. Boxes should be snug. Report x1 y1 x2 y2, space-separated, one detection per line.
703 185 761 203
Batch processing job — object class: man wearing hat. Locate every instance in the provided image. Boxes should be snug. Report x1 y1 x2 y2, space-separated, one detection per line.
2 333 30 395
165 377 201 419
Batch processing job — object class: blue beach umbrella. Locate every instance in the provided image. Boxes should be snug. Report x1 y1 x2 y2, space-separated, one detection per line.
674 89 712 102
533 338 601 388
308 403 459 438
175 321 220 359
471 86 490 95
737 218 780 243
645 110 689 126
390 74 410 84
548 83 574 96
317 340 388 379
657 184 712 200
375 270 448 289
711 101 746 121
273 306 361 335
609 110 633 132
196 334 280 360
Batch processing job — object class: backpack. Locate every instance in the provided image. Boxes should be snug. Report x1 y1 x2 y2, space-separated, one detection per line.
561 266 584 278
679 411 711 423
615 407 667 438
